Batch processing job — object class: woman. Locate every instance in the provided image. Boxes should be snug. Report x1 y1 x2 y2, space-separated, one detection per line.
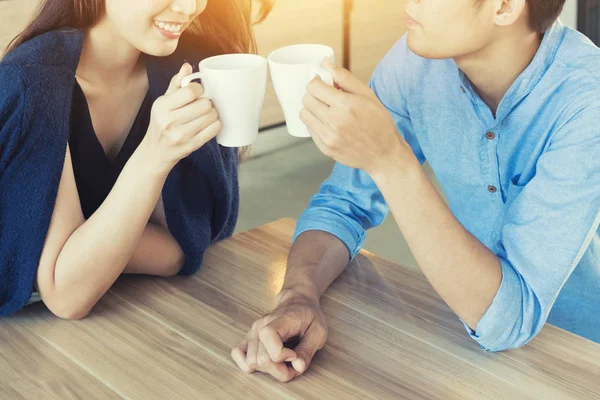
0 0 270 319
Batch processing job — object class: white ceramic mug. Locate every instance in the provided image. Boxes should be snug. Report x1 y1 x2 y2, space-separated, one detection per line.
268 44 335 138
182 54 268 147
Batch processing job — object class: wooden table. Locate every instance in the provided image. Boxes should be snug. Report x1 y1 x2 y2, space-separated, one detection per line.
1 219 600 399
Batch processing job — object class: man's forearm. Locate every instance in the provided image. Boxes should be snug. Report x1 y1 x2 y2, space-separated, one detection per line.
370 155 502 329
282 230 351 299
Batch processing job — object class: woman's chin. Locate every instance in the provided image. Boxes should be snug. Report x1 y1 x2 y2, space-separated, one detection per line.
140 41 179 57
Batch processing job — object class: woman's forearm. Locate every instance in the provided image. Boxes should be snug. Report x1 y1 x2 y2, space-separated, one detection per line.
150 194 168 227
50 146 170 315
124 221 184 276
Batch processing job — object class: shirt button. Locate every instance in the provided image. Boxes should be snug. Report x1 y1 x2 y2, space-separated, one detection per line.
485 131 496 140
488 185 497 193
460 86 466 94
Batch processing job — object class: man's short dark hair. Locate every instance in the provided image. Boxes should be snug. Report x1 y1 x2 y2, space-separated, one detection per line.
527 0 567 32
478 0 567 33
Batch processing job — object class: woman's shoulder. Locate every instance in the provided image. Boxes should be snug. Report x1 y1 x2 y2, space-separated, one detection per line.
0 30 81 169
1 29 83 83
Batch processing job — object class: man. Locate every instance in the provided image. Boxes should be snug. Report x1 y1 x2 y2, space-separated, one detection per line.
232 0 600 382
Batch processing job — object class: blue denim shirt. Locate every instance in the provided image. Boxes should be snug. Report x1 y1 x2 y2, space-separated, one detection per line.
294 21 600 351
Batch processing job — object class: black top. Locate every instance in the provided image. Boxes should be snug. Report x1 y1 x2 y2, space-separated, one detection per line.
69 82 152 219
0 29 238 316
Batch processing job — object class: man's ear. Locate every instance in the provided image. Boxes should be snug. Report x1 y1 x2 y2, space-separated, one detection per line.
493 0 527 27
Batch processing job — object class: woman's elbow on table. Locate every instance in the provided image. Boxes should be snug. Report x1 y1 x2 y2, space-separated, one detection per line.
37 265 96 321
53 305 92 321
43 294 94 321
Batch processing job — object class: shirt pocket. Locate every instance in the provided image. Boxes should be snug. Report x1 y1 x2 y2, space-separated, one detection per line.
504 174 526 206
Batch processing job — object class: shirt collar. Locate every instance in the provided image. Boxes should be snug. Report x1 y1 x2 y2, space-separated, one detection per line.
457 20 566 121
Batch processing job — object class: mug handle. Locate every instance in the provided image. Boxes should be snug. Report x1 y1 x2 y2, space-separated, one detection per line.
181 71 212 99
311 64 334 87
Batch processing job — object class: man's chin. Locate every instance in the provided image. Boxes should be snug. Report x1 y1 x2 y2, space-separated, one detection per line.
406 35 449 60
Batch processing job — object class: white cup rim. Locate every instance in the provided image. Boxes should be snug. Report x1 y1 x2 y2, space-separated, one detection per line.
267 44 334 65
199 53 267 71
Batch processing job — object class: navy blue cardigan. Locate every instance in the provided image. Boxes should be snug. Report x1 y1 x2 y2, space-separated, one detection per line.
0 30 239 316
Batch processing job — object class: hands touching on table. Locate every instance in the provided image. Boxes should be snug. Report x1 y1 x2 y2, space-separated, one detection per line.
229 61 399 382
231 286 328 382
231 230 351 382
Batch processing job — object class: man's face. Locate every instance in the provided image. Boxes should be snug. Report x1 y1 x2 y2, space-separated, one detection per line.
404 0 500 59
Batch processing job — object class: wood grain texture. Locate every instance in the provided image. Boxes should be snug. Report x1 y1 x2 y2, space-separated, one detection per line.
0 324 117 400
1 218 599 399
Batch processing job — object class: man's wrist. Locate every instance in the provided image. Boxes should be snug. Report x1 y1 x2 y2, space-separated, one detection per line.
277 281 320 304
369 136 422 186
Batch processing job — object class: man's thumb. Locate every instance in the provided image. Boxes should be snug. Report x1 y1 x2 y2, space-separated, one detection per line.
291 325 325 373
322 58 376 100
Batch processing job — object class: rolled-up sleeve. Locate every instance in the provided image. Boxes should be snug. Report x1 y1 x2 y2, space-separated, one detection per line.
294 164 389 258
294 37 425 258
466 105 600 351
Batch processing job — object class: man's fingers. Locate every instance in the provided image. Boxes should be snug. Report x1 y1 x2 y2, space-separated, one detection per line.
291 323 326 374
330 67 365 95
231 341 252 374
246 338 260 370
238 338 249 353
257 342 299 383
302 93 329 122
299 108 328 140
307 77 347 107
322 59 377 100
259 323 298 364
300 108 333 158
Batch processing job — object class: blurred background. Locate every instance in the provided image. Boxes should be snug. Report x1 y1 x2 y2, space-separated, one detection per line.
0 0 592 269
